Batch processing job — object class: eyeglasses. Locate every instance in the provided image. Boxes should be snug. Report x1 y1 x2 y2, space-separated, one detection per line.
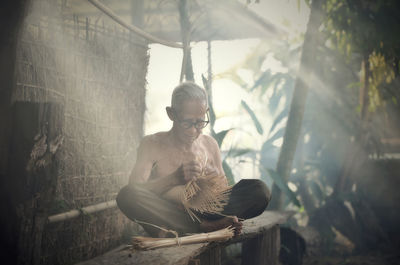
174 110 210 129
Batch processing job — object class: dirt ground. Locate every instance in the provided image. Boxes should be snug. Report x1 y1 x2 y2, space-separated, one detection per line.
295 225 400 265
302 236 400 265
303 252 400 265
222 225 400 265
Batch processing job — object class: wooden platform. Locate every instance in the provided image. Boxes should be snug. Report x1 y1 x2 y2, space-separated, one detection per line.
75 211 293 265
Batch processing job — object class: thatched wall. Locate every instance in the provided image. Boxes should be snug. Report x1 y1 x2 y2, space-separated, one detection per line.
10 0 148 264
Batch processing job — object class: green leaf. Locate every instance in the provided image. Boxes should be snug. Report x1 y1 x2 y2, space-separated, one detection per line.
346 81 362 89
227 148 255 158
251 70 272 92
263 167 301 208
261 73 284 96
264 127 285 148
309 179 325 201
267 75 289 114
222 160 235 185
241 100 264 135
269 108 289 134
215 71 247 89
213 129 232 147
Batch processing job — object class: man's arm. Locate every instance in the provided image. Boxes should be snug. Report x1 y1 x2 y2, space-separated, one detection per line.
203 135 228 187
129 136 183 195
141 172 183 195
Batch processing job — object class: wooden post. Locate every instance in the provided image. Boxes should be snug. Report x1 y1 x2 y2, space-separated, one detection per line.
241 225 280 265
179 0 194 82
130 0 144 27
7 102 64 265
188 258 201 265
199 244 221 265
0 3 32 264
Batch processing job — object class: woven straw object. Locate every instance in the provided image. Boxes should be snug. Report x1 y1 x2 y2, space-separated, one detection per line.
181 156 232 222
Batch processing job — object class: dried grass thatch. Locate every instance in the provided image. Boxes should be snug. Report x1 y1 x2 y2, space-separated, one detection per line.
15 1 148 263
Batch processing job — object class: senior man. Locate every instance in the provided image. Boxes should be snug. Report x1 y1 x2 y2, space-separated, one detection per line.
116 82 270 237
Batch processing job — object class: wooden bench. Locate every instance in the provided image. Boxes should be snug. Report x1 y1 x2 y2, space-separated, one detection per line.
76 211 293 265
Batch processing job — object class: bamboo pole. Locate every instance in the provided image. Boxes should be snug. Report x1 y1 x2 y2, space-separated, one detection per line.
206 39 217 134
48 200 117 223
87 0 183 48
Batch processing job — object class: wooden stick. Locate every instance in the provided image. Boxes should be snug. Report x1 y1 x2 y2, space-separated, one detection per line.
48 200 117 223
132 226 234 250
87 0 183 48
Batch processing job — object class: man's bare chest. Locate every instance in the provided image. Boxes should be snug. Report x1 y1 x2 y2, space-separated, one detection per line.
150 143 213 179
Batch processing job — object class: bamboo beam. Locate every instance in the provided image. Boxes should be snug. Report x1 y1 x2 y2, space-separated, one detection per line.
87 0 183 48
48 199 117 223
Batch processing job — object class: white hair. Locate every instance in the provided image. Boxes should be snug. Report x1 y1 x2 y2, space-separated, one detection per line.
171 82 208 110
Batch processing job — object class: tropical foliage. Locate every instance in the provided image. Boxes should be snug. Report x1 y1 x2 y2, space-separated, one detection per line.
207 0 400 236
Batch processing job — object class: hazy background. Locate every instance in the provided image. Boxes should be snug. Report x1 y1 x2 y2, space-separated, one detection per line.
145 0 310 182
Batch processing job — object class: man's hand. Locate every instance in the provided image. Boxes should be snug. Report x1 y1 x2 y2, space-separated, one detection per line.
203 164 218 177
182 160 202 183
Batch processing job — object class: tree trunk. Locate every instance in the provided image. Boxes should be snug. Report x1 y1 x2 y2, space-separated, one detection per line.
333 54 370 196
360 55 370 121
269 0 323 210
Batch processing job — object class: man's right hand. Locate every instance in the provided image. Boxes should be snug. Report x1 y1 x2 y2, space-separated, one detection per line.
181 160 202 183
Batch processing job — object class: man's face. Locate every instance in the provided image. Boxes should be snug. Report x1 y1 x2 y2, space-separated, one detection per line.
172 99 208 145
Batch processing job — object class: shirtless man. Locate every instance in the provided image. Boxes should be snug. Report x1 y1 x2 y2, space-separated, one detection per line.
116 82 270 237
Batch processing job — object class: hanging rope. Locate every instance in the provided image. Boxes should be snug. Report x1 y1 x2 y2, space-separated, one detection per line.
87 0 183 48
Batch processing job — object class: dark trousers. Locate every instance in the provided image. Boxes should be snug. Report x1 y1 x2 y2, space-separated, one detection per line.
116 179 271 236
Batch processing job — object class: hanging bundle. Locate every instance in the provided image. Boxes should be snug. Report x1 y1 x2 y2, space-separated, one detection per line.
132 226 234 250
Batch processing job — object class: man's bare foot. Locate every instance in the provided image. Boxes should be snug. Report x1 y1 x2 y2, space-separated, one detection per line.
200 216 243 236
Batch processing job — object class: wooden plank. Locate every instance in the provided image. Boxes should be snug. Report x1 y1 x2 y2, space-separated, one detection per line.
75 243 209 265
199 244 221 265
75 211 293 265
231 211 293 243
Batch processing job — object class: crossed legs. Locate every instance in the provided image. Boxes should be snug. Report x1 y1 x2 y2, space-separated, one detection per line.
116 179 271 237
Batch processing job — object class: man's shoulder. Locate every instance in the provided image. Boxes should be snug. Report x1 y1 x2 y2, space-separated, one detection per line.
140 132 169 148
199 134 218 148
137 132 169 160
